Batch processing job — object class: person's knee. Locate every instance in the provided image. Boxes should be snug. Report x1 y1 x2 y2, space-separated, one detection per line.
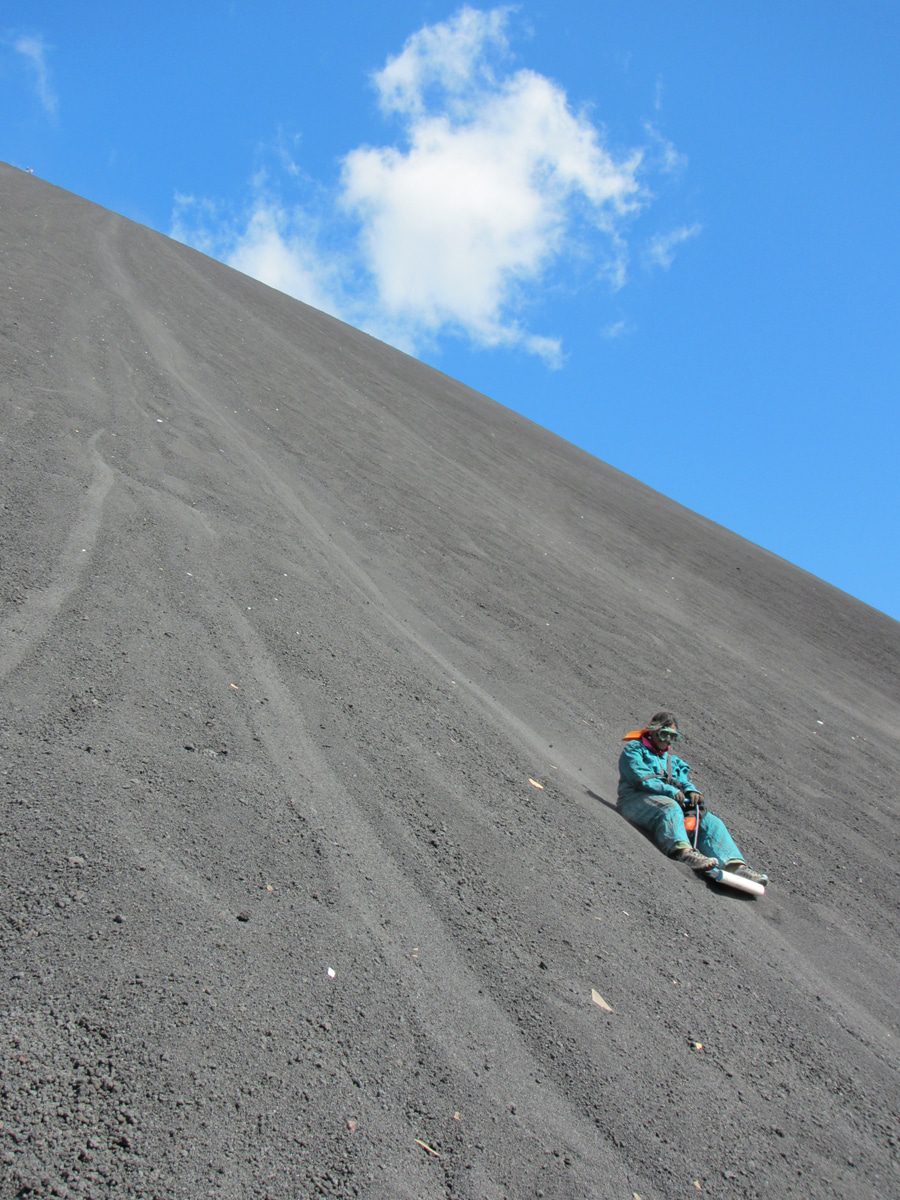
658 801 686 832
647 793 678 810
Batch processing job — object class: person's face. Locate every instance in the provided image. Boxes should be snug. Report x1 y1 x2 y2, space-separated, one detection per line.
651 727 678 752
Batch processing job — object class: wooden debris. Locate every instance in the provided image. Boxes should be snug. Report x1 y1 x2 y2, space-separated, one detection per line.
415 1138 441 1158
591 989 614 1013
528 777 545 789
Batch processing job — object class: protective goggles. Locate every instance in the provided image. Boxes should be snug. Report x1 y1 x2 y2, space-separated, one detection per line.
654 727 680 741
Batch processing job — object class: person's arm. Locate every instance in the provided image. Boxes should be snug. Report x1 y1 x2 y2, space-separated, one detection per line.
672 755 703 805
619 742 680 799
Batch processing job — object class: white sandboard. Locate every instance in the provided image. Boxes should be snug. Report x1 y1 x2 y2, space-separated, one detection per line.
705 866 766 897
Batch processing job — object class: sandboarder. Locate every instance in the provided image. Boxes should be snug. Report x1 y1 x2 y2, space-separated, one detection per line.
617 711 768 885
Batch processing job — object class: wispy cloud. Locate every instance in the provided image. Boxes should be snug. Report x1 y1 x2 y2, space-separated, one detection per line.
643 121 687 175
644 223 702 271
171 191 346 322
601 318 633 340
14 34 58 119
173 6 684 365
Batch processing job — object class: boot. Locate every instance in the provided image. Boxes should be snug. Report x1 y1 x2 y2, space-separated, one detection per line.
726 861 769 886
672 845 717 871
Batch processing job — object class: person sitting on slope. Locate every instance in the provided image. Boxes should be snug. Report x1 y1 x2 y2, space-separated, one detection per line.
617 711 768 884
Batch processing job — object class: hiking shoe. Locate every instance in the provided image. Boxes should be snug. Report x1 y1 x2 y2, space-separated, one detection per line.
726 862 769 886
672 846 717 872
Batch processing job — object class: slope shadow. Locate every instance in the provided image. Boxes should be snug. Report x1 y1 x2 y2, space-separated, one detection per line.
585 787 617 814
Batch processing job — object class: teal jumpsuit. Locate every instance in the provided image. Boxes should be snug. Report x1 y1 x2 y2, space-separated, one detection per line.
617 736 744 865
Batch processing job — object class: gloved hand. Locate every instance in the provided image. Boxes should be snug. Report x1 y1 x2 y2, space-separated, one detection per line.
684 791 705 814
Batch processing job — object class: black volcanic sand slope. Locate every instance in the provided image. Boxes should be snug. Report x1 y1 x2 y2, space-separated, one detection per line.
1 163 898 1200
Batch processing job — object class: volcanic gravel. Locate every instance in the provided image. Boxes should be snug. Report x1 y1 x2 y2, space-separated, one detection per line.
1 163 898 1200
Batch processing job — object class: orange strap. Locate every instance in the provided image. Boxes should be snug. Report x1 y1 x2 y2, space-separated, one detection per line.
622 727 648 741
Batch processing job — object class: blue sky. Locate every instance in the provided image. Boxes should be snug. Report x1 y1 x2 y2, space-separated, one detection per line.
3 2 898 619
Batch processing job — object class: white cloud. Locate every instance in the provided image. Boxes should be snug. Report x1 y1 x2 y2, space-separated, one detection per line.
375 5 511 117
174 6 688 365
226 206 343 317
14 34 57 118
340 6 643 360
644 223 702 270
171 193 346 321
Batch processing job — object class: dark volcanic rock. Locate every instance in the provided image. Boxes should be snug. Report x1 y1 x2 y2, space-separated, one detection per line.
1 162 898 1200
